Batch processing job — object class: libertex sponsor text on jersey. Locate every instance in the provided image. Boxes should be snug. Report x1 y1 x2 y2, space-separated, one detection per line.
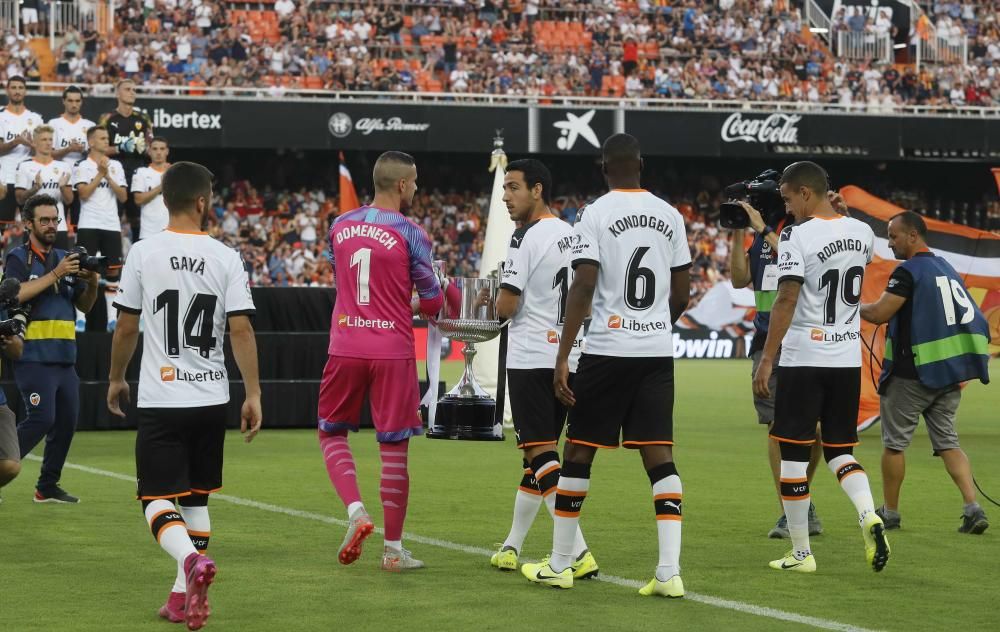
607 314 669 332
160 366 226 382
338 315 397 329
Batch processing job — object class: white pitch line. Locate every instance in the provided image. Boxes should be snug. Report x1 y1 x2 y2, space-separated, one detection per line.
29 455 878 632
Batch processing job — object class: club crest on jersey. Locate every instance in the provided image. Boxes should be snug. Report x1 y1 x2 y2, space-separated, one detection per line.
170 256 206 275
29 392 41 406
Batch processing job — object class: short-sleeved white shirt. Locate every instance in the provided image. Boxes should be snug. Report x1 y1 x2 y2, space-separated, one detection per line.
113 229 256 408
570 190 691 357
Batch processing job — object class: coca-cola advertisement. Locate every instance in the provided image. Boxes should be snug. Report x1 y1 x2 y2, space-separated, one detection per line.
720 113 802 144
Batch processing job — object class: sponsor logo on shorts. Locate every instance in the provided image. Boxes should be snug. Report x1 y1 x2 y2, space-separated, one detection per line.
29 392 40 406
161 365 225 382
607 314 667 333
810 328 860 343
338 314 396 329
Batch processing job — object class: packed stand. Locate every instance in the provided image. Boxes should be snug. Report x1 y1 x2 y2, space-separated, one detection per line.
829 1 1000 107
0 0 991 106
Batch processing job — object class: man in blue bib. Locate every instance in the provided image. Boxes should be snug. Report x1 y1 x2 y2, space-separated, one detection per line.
861 211 990 535
5 194 98 503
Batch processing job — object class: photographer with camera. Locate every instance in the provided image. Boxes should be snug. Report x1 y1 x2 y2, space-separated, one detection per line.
0 277 27 503
725 170 824 539
4 194 98 503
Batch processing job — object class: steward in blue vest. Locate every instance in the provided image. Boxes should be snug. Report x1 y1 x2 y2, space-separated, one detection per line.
3 194 98 503
861 211 990 535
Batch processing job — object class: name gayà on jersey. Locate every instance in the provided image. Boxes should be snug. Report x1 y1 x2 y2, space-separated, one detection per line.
170 256 206 275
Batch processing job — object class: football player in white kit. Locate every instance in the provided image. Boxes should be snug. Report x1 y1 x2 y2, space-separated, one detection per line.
753 161 890 574
131 137 171 240
73 125 127 330
489 159 597 580
49 85 95 232
0 77 43 224
108 161 261 630
522 135 691 597
14 126 73 248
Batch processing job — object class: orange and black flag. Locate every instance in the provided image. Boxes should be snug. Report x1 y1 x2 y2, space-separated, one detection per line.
840 186 1000 430
338 152 360 215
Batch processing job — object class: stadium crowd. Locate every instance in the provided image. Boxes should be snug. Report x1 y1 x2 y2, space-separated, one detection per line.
80 175 992 306
1 0 997 105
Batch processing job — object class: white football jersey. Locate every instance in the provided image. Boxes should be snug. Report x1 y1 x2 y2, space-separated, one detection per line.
570 189 691 357
132 165 169 239
0 108 44 183
48 115 95 168
114 229 256 408
500 216 583 371
73 157 126 232
15 159 70 231
776 215 875 368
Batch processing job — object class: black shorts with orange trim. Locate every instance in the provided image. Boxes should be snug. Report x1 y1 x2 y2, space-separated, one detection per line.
771 365 861 447
508 368 572 449
566 354 674 449
135 404 228 500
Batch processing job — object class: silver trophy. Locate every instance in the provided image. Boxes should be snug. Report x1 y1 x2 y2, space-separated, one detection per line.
426 274 505 441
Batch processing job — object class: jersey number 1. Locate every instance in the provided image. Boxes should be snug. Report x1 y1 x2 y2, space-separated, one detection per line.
351 248 371 305
154 290 218 358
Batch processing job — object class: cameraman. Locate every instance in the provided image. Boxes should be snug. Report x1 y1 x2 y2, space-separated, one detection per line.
0 291 25 503
729 195 824 539
4 194 98 503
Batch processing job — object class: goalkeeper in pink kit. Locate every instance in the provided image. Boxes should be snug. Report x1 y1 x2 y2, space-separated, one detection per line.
319 151 457 571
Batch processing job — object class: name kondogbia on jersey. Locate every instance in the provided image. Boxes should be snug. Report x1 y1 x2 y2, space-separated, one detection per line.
816 238 870 263
170 256 206 275
606 213 676 240
334 224 399 250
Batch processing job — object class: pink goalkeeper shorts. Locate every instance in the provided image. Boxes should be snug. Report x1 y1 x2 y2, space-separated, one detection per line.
317 355 423 442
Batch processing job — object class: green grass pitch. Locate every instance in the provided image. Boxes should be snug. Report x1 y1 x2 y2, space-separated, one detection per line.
2 360 996 631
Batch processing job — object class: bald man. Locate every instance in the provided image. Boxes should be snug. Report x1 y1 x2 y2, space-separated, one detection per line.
522 134 693 596
318 151 451 572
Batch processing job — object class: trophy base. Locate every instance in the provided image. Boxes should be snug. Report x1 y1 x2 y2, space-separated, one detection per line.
426 396 504 441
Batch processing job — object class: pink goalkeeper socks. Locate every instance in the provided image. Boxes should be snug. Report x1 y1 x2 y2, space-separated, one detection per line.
319 431 362 508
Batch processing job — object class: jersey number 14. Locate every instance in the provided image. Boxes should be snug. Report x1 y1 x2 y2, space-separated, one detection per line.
154 290 218 358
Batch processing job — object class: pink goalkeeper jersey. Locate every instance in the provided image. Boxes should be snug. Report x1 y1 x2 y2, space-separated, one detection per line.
328 206 442 360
